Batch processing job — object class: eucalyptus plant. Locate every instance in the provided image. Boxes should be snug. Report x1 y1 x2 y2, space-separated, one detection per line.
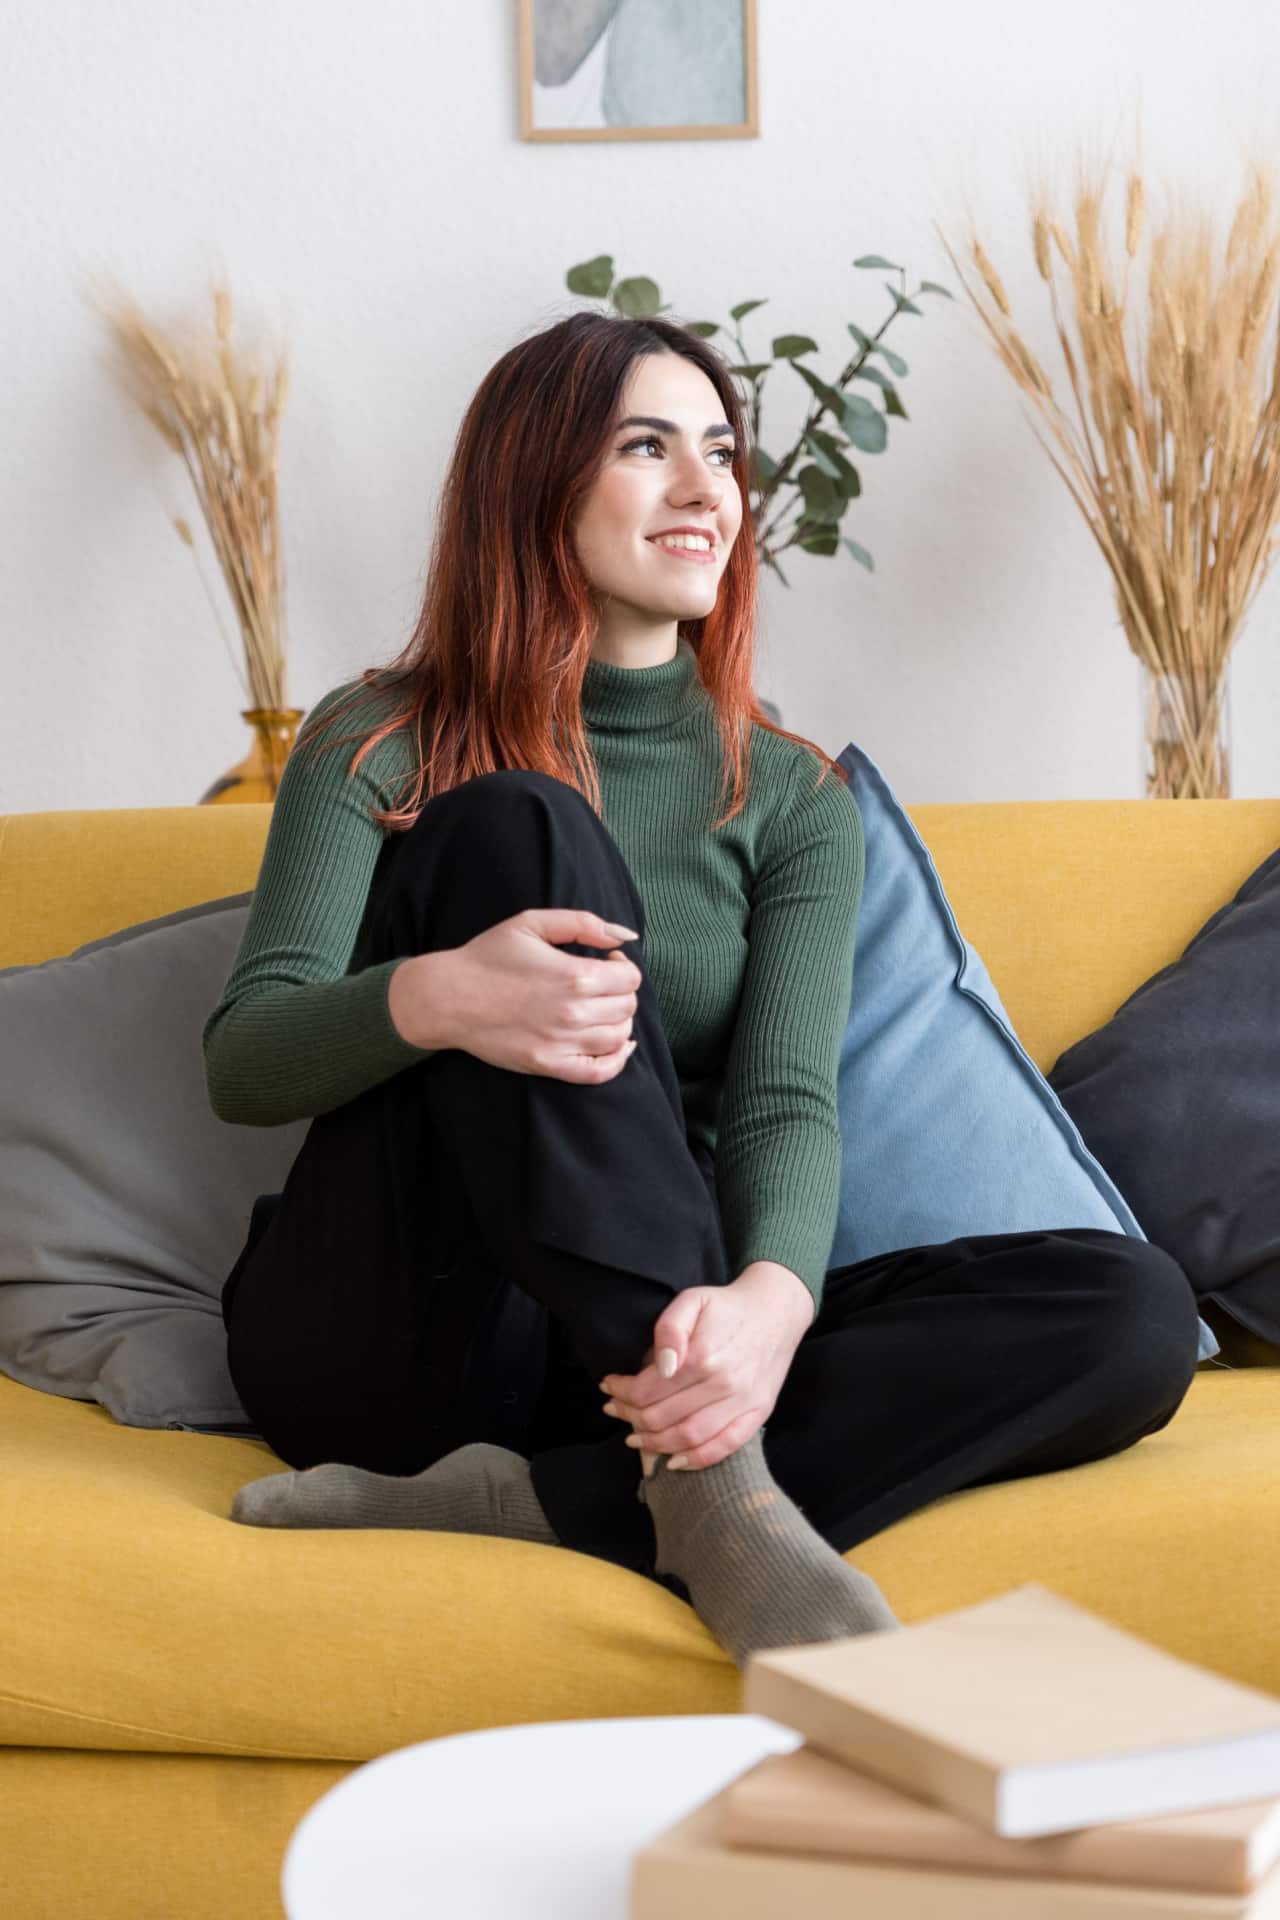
566 254 952 586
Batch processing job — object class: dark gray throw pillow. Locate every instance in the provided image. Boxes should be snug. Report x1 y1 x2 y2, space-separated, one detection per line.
1048 845 1280 1352
0 896 310 1433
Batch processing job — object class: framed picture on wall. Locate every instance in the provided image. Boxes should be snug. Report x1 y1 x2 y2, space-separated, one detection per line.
516 0 758 143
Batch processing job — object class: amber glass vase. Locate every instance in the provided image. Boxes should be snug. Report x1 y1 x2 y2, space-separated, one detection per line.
198 706 305 806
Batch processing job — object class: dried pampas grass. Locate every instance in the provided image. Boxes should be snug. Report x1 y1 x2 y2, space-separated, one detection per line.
87 273 291 713
938 149 1280 796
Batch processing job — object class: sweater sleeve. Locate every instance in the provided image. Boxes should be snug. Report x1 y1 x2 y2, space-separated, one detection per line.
713 755 864 1317
202 682 439 1127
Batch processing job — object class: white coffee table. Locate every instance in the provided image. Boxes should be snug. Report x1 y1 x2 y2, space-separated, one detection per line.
282 1712 803 1918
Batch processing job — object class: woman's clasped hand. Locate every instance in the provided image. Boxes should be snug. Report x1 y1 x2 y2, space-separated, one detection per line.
597 1270 810 1470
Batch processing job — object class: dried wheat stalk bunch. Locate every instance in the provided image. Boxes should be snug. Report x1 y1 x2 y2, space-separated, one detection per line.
938 152 1280 796
90 274 291 712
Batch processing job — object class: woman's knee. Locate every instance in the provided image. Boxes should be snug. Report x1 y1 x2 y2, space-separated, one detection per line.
387 768 604 888
365 764 637 969
424 767 595 834
1084 1237 1202 1415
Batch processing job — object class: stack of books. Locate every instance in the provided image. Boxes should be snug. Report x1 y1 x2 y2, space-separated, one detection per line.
628 1584 1280 1917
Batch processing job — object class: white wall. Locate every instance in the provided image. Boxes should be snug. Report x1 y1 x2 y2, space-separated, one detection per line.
5 0 1279 811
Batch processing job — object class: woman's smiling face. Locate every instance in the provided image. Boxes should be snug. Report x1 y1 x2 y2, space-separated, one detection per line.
574 350 743 664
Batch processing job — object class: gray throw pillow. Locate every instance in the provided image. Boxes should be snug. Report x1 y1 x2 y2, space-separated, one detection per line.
1048 843 1280 1354
0 897 309 1433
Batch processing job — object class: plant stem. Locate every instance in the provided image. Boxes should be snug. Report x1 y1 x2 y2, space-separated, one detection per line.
751 279 912 561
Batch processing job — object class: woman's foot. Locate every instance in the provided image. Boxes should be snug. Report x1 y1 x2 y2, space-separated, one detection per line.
638 1429 900 1668
230 1441 559 1544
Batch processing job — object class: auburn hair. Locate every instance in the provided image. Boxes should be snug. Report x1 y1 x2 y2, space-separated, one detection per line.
295 309 849 834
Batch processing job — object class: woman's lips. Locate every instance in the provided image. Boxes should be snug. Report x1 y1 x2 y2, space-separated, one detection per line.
645 538 717 566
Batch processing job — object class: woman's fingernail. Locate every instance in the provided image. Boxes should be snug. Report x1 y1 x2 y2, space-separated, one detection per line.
625 1434 642 1448
602 1400 618 1416
657 1348 677 1378
669 1455 689 1470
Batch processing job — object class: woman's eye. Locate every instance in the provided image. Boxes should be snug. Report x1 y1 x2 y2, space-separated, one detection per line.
623 435 735 466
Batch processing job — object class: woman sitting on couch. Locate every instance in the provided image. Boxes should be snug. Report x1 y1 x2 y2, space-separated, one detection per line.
207 310 1203 1672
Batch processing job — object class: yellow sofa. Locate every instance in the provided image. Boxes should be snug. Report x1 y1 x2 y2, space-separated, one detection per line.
2 797 1277 1920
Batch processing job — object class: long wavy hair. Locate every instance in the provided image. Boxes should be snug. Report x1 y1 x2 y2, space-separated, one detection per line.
296 309 849 833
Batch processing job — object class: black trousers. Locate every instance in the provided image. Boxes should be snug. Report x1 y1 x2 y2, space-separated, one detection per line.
221 769 1204 1591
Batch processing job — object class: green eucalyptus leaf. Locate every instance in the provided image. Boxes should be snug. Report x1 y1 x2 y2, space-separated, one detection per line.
842 537 875 571
885 285 923 316
845 414 888 454
728 361 772 380
841 396 888 453
612 276 662 318
807 427 861 495
854 254 902 272
566 256 614 298
760 547 792 589
730 298 768 321
684 321 721 338
806 425 848 459
802 432 844 480
797 465 840 517
875 342 909 376
791 360 847 416
853 366 909 418
795 523 841 555
804 457 854 508
771 333 819 360
749 446 779 486
917 281 954 299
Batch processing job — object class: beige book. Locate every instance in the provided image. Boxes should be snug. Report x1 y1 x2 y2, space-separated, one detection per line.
629 1783 1280 1920
741 1584 1280 1839
722 1744 1280 1894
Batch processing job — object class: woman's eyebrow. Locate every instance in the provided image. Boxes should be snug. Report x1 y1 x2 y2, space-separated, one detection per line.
616 414 737 439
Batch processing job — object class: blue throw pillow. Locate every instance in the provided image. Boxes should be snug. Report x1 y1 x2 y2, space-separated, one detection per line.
830 741 1220 1366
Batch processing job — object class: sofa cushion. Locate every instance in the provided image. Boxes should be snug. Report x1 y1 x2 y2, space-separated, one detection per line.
0 898 308 1433
832 742 1219 1364
0 1367 1271 1758
1048 843 1280 1354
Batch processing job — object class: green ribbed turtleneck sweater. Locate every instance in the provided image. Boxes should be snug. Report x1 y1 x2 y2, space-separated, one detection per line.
202 638 865 1312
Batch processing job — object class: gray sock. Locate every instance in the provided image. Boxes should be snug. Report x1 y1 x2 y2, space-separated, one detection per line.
230 1441 559 1546
638 1429 901 1669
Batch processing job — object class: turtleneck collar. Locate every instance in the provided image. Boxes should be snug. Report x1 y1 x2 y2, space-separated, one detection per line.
581 635 707 733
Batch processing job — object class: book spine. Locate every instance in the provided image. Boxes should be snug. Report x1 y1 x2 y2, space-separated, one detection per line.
629 1833 1253 1920
721 1795 1253 1896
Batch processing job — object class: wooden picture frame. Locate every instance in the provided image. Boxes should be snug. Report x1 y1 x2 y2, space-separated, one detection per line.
516 0 758 143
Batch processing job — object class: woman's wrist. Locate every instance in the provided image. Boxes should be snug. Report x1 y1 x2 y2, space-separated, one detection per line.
734 1259 816 1331
387 951 457 1051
